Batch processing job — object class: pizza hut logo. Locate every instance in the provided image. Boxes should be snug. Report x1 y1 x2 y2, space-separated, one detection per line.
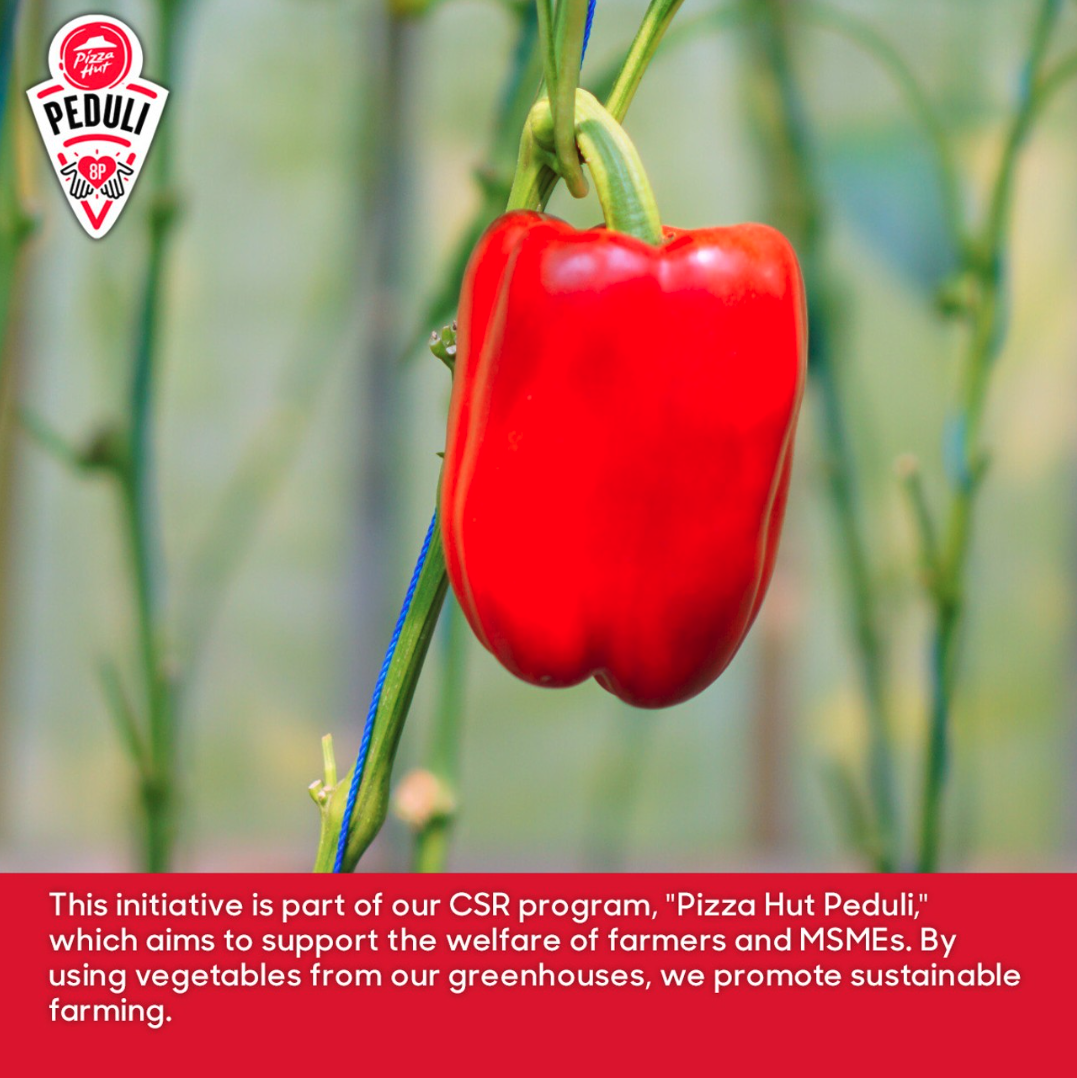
26 15 167 238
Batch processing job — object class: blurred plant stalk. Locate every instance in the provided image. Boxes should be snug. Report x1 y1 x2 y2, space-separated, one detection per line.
110 0 189 873
745 0 1076 870
24 0 384 869
315 0 544 874
745 0 898 871
348 1 418 728
675 0 1075 869
912 0 1072 871
22 1 190 871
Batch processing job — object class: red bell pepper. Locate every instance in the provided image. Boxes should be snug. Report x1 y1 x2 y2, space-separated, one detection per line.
441 210 807 708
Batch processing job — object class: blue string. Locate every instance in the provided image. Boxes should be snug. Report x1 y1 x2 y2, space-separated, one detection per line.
582 0 597 64
333 512 438 872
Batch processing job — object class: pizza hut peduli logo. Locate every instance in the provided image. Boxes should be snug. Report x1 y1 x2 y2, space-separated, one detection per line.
26 14 168 238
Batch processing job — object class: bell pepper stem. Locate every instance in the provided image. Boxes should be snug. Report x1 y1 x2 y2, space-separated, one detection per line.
527 89 664 245
508 1 686 217
574 91 664 244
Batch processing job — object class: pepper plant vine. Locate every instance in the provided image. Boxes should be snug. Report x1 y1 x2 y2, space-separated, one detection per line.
20 0 375 871
21 0 191 872
707 0 1075 869
910 0 1075 871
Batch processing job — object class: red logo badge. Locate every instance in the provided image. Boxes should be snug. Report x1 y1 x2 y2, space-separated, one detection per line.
26 14 167 238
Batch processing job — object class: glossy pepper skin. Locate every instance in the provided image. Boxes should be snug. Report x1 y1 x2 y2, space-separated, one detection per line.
441 211 807 709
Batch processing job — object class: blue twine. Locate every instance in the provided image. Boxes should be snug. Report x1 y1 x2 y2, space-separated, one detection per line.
582 0 597 65
333 512 439 872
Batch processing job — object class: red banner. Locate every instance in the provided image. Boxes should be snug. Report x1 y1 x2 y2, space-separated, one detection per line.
2 873 1072 1072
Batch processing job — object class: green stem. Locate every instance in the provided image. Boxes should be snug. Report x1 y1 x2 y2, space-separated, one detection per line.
512 0 689 213
411 598 467 872
896 455 942 594
98 660 150 773
748 0 898 871
980 0 1063 269
574 92 662 241
313 521 449 872
18 409 83 469
605 0 687 120
121 0 187 872
412 815 452 873
537 0 558 102
315 0 688 873
550 0 589 197
1035 50 1077 116
916 0 1064 873
352 10 415 713
816 363 897 871
526 89 664 243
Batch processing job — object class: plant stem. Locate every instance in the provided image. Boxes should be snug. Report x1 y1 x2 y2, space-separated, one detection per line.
537 0 557 101
313 520 449 872
550 0 589 197
120 0 187 872
316 0 690 872
605 0 687 120
916 0 1065 872
748 0 898 870
350 7 416 719
412 810 452 872
411 598 466 872
525 89 664 243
